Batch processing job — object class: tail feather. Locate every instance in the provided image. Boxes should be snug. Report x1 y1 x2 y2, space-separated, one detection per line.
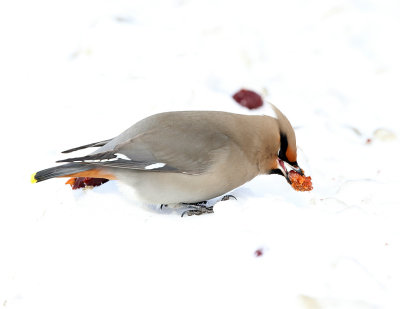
32 163 93 183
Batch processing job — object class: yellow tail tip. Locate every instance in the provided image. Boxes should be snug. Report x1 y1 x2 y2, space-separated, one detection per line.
31 173 37 183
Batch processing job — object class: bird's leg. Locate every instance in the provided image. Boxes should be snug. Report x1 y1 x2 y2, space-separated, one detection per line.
180 196 237 217
182 201 207 206
160 201 207 213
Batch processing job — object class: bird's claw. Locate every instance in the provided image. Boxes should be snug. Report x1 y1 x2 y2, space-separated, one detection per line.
221 194 237 201
181 205 214 217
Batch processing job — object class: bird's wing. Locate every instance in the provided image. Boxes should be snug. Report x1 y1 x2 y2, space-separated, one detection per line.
57 120 230 175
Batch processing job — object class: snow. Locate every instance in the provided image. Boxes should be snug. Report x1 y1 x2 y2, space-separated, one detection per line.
1 0 400 308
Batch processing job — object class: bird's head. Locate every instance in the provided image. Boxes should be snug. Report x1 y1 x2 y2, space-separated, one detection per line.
268 104 304 184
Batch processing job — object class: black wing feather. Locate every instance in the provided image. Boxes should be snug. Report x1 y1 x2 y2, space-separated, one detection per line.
61 139 113 154
56 151 116 163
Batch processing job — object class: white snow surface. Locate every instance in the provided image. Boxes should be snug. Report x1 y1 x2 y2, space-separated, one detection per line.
1 0 400 308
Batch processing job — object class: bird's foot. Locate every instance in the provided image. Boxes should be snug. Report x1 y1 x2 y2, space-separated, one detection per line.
180 196 237 217
181 203 214 217
160 201 207 212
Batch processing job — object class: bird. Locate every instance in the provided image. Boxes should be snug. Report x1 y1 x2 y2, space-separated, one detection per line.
31 104 305 215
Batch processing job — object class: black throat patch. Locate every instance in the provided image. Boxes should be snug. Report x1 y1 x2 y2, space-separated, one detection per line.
278 133 298 167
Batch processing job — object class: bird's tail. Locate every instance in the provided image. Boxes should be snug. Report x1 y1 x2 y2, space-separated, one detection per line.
31 163 93 183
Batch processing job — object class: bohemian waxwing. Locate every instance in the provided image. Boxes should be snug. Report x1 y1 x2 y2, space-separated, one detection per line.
32 104 305 215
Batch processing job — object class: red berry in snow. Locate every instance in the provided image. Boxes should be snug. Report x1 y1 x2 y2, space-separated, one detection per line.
233 89 263 110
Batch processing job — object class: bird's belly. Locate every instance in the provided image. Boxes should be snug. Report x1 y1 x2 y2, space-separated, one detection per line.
112 165 258 204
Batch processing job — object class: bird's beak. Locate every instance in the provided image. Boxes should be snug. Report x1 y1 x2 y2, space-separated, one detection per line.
291 164 304 176
277 158 304 184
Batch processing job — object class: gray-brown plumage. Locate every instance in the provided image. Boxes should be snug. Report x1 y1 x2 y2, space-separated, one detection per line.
32 104 304 207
